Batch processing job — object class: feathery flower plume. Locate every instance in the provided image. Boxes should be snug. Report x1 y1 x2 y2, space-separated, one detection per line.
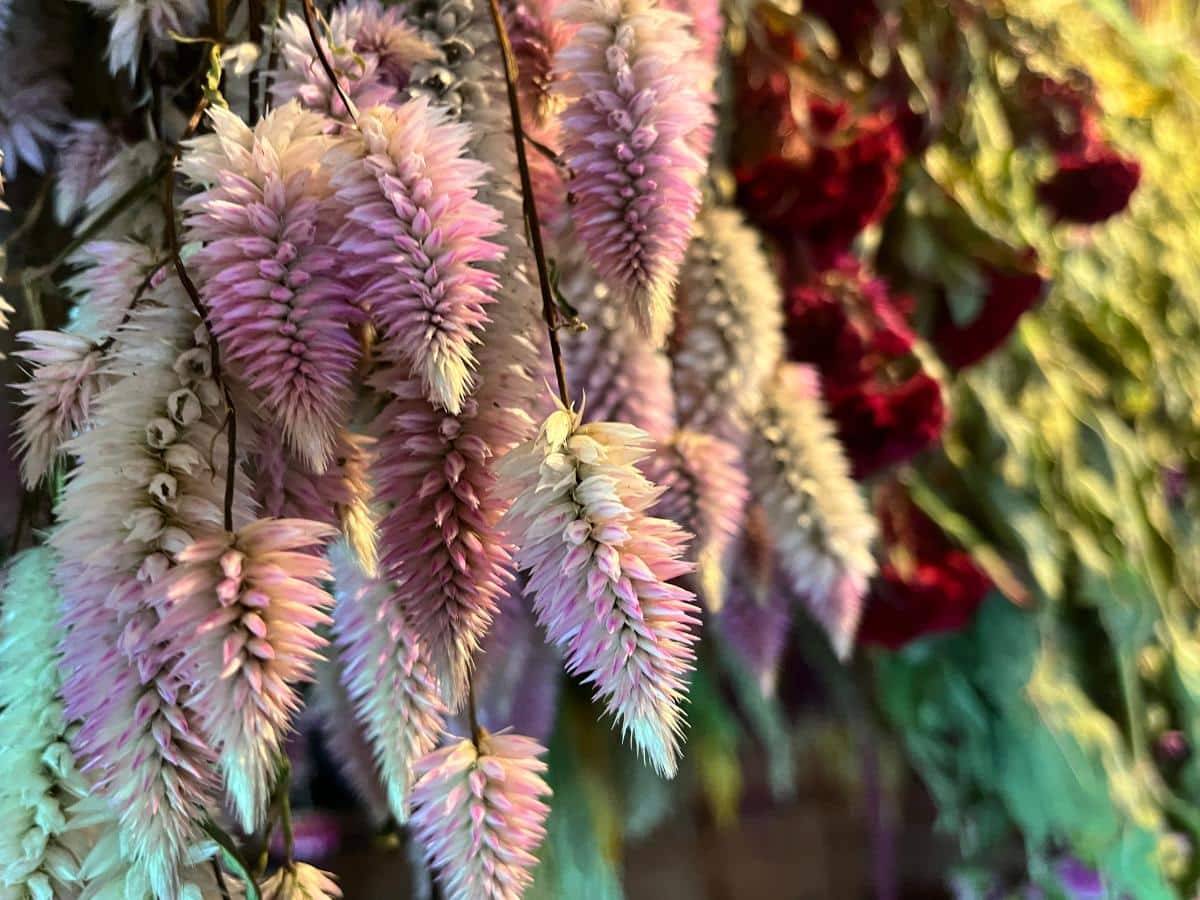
746 364 877 658
555 0 711 345
151 518 336 832
182 102 362 471
651 431 747 611
369 374 510 705
271 4 435 120
329 100 504 415
506 0 567 127
0 550 93 898
330 541 447 823
409 732 551 900
0 161 9 350
259 863 342 899
63 239 161 338
558 238 676 441
13 331 105 489
672 205 784 443
76 141 165 242
0 12 69 176
78 0 206 76
499 402 701 775
52 289 240 896
54 121 123 225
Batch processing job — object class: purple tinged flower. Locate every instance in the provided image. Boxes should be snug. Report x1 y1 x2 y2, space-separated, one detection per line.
370 372 511 706
79 0 206 76
746 364 877 658
330 541 447 823
54 121 123 225
150 518 336 832
672 205 784 444
0 12 69 177
555 0 712 345
409 732 551 900
63 239 160 338
330 100 505 415
498 401 701 776
650 430 748 611
182 102 363 472
13 331 104 489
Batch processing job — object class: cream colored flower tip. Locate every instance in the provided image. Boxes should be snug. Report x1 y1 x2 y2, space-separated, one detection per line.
258 863 342 899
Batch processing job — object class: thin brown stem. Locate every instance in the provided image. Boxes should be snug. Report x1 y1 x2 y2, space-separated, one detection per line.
248 0 266 123
302 0 358 123
466 673 483 747
485 0 570 407
95 257 172 354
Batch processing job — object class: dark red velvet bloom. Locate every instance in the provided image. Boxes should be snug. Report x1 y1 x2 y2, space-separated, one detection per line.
932 264 1046 371
1038 145 1141 225
1022 75 1098 154
827 373 946 480
857 491 992 649
803 0 880 57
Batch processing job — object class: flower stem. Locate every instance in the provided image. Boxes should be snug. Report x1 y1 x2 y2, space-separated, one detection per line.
466 672 484 747
302 0 358 123
203 819 263 900
485 0 571 407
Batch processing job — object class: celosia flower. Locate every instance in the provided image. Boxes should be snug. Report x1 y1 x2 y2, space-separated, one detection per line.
803 0 880 57
0 14 69 176
499 402 701 775
76 141 165 242
54 121 123 224
1038 143 1141 225
558 243 677 442
410 732 551 900
506 0 567 126
330 542 447 823
827 372 945 479
369 374 511 705
330 100 504 415
63 239 161 339
182 102 362 471
672 205 783 443
651 431 747 611
747 364 877 658
150 518 335 832
259 863 342 899
555 0 711 345
78 0 206 76
0 550 93 897
271 4 435 120
931 262 1045 371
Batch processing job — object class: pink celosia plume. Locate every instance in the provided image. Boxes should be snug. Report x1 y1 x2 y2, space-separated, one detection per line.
54 120 124 225
330 100 505 415
409 732 551 900
555 0 712 345
181 102 362 472
499 401 700 776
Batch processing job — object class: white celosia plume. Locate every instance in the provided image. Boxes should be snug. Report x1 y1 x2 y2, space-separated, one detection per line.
409 733 551 900
258 863 342 899
499 401 701 776
746 364 878 658
78 0 207 76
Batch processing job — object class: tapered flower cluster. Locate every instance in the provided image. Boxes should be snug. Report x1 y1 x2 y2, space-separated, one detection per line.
330 100 504 415
330 542 447 823
259 863 342 899
746 364 877 658
0 11 69 176
369 376 511 704
151 518 336 831
54 121 123 224
79 0 206 76
0 550 93 898
555 0 712 345
499 403 700 775
182 103 362 471
672 205 784 443
410 732 551 900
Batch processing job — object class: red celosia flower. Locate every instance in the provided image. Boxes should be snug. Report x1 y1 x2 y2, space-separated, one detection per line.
1038 145 1141 225
827 373 946 480
1022 75 1098 154
857 490 992 649
932 264 1046 370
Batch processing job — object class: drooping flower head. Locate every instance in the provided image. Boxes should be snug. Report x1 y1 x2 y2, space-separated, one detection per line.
182 102 363 471
410 732 551 900
330 100 504 415
555 0 712 345
150 518 336 832
499 401 701 775
746 364 877 658
330 541 447 823
78 0 207 76
259 863 342 899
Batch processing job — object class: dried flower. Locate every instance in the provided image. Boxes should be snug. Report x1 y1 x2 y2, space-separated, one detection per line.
259 863 342 899
499 402 700 775
410 732 551 900
182 102 362 471
79 0 207 76
330 542 447 823
555 0 711 345
151 518 335 832
672 205 783 443
330 100 504 415
747 364 877 658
